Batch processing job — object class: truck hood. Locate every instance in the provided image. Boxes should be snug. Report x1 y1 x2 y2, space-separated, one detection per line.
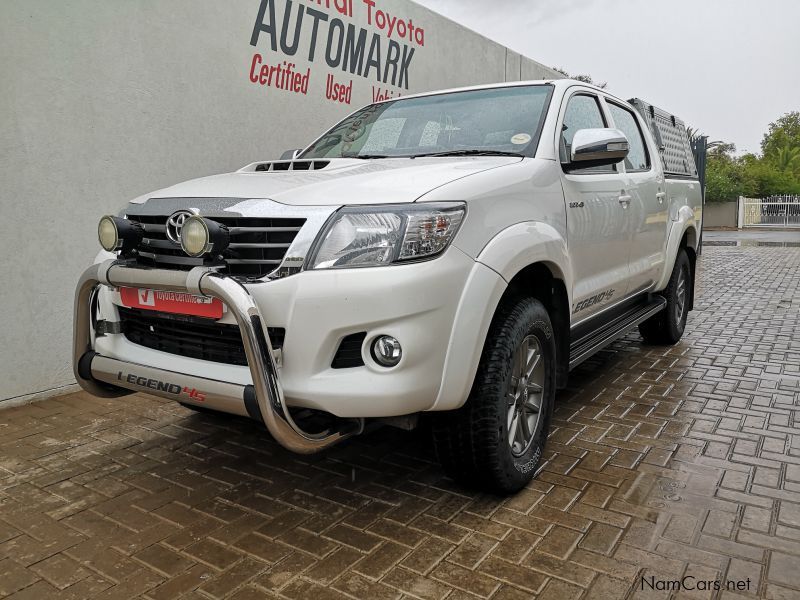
133 156 521 206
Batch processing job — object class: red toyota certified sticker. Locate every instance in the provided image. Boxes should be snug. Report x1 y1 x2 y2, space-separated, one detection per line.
120 287 223 319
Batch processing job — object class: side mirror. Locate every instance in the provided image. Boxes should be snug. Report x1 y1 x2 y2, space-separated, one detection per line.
280 149 302 160
566 128 629 170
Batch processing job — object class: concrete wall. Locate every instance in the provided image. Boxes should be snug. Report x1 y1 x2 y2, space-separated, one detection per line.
0 0 561 402
703 201 739 228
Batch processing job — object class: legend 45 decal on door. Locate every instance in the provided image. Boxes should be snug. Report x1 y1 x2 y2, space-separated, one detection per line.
572 289 615 314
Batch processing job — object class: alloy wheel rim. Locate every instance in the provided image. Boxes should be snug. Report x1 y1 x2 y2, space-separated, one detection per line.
506 334 545 457
675 266 687 323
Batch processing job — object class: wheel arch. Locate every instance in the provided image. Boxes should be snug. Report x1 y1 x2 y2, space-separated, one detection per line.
680 226 698 311
474 221 572 390
502 262 570 389
655 210 699 293
432 223 573 412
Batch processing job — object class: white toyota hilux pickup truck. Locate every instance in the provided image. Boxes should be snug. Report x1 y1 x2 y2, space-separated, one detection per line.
74 79 702 493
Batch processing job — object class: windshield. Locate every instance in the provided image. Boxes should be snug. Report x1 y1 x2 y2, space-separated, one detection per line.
300 85 553 159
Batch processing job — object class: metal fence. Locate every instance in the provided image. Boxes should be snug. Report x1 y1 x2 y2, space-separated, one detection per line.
740 195 800 228
691 137 708 253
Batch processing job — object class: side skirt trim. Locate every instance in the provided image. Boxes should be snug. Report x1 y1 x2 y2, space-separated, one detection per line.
568 295 666 369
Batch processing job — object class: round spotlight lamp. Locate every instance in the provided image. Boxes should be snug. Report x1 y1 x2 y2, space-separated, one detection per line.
97 215 143 253
372 335 402 367
180 216 229 258
98 216 120 252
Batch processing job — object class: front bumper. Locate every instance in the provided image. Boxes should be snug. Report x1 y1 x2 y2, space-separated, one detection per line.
73 260 362 454
91 247 479 419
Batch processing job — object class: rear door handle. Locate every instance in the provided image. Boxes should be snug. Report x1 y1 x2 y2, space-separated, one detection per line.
656 192 667 203
618 194 632 205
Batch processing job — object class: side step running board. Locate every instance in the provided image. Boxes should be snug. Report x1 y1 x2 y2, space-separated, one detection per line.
569 296 667 369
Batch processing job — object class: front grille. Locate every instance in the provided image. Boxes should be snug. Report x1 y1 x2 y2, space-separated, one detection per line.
118 307 284 366
126 214 306 279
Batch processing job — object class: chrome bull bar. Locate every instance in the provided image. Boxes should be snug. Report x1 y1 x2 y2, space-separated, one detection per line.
73 259 363 454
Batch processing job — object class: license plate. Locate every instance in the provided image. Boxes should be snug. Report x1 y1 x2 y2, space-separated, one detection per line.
119 287 224 319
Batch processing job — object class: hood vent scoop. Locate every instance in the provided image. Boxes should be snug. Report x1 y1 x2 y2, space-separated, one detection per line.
254 160 330 172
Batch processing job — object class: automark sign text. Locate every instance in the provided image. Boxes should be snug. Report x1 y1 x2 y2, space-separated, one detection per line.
249 0 421 101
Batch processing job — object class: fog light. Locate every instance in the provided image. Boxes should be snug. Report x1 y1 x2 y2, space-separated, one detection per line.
180 216 230 258
98 216 119 251
98 215 143 253
372 335 402 367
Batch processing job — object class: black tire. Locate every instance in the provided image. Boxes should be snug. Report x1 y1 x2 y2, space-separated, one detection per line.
432 296 556 494
639 248 691 345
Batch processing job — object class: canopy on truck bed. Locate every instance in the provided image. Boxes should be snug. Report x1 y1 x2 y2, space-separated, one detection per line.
628 98 698 179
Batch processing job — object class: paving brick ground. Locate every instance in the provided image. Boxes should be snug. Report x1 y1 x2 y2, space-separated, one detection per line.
1 244 800 599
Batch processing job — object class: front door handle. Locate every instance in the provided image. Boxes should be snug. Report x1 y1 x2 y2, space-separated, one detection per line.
656 191 667 203
618 194 632 206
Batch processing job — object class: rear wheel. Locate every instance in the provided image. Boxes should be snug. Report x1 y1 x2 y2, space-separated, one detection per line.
433 296 556 494
639 248 691 344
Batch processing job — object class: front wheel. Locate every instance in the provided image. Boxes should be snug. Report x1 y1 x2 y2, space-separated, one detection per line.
639 248 691 345
432 296 556 494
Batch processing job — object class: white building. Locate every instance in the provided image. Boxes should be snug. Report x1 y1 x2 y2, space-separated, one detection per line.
0 0 561 402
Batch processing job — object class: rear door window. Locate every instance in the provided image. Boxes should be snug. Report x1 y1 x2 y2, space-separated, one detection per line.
607 103 650 172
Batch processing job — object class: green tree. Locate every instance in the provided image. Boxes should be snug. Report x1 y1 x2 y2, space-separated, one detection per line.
771 144 800 175
708 142 737 157
742 158 800 196
702 112 800 201
551 67 607 89
686 127 723 151
761 112 800 157
704 143 754 202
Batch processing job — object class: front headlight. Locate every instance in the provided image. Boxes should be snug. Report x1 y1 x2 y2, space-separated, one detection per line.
308 203 465 269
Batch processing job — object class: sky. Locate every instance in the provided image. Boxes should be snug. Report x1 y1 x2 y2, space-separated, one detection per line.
414 0 800 155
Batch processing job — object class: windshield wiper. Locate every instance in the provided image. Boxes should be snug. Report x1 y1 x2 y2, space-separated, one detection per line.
410 149 525 158
341 150 525 159
343 154 390 159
